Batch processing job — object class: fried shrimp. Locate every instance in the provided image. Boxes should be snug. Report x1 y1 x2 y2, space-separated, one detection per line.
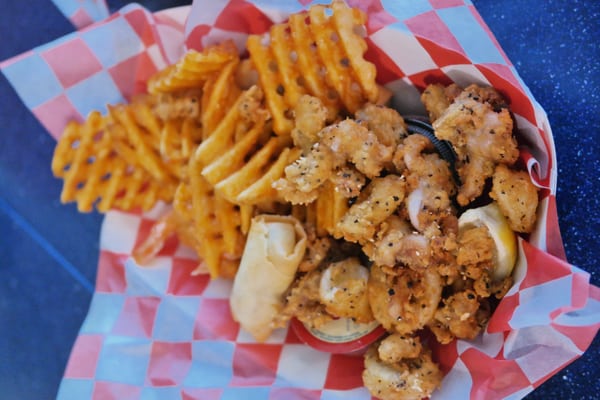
291 95 329 152
490 164 539 233
432 84 519 206
274 118 395 204
355 103 408 148
319 258 374 323
429 289 491 344
363 340 442 400
334 175 406 243
272 143 335 204
393 134 456 234
420 83 462 122
275 269 333 330
362 215 432 270
319 118 395 178
378 334 423 363
368 264 442 335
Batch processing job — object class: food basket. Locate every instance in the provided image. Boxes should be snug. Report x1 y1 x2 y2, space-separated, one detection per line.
1 1 598 399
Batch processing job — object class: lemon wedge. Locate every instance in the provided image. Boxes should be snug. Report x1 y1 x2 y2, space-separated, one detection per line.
458 202 517 281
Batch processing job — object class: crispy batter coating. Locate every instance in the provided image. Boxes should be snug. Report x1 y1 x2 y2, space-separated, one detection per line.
319 119 394 178
274 118 394 204
456 226 495 298
432 84 519 206
429 290 491 344
273 144 335 204
490 164 539 233
393 134 456 234
421 83 462 122
363 215 435 271
334 175 406 243
298 226 333 272
378 334 423 363
368 265 442 335
319 258 374 323
291 95 329 152
355 103 408 148
275 269 333 330
363 342 442 400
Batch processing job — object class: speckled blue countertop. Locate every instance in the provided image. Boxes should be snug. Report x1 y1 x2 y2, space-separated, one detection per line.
0 1 598 399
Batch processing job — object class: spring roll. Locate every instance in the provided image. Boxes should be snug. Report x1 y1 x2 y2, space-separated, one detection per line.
230 214 307 341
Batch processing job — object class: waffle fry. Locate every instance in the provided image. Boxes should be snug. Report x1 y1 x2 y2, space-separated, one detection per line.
147 40 239 94
201 59 242 137
246 0 379 135
315 180 350 236
53 2 387 281
214 135 291 203
51 111 173 212
107 101 176 184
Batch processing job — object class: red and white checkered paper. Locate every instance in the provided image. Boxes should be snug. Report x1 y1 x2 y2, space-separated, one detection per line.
51 0 109 29
2 1 599 399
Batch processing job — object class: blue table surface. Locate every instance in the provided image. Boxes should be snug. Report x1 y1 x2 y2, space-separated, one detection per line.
1 1 598 399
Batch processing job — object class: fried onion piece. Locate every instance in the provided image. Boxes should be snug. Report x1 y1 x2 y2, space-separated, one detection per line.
334 175 405 243
363 340 442 400
490 164 539 233
368 265 442 335
432 84 519 206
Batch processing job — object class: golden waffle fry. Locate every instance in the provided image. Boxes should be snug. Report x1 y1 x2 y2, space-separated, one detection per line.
51 111 173 212
159 117 202 180
107 102 175 184
201 59 242 137
246 0 379 136
201 113 269 187
315 180 350 236
192 86 262 165
236 146 302 205
214 135 291 204
147 40 239 94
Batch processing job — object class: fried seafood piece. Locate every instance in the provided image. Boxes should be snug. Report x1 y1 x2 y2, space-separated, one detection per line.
428 289 491 344
319 119 395 178
421 83 462 122
319 258 374 323
334 175 406 243
291 95 329 152
275 269 333 330
378 333 423 363
456 225 495 298
363 215 431 270
363 339 443 400
368 264 442 335
273 143 334 204
490 164 539 233
273 118 395 204
393 134 457 234
151 89 203 121
355 103 408 148
298 230 333 272
432 84 519 206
